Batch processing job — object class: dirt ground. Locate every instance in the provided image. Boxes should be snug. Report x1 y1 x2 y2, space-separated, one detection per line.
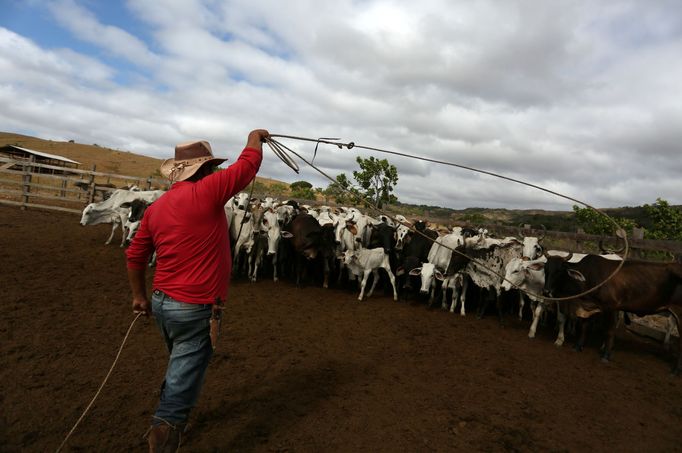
1 205 681 452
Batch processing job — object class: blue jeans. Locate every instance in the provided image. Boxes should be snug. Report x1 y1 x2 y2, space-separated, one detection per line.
151 290 213 426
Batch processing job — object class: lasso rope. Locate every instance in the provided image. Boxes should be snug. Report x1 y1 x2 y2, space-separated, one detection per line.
264 135 629 302
55 313 143 453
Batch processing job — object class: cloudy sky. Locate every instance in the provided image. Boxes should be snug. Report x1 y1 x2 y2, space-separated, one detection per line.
1 0 680 210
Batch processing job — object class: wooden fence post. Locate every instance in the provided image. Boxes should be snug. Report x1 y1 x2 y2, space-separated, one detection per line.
576 228 584 251
59 178 67 198
632 228 644 240
21 155 34 210
88 164 97 204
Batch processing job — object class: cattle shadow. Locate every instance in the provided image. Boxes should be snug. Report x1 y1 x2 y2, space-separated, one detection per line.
191 360 359 451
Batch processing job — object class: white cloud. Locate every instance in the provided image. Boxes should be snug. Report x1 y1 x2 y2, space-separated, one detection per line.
0 0 680 210
48 0 161 67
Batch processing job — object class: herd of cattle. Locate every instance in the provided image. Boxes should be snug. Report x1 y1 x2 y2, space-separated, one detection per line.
79 187 682 375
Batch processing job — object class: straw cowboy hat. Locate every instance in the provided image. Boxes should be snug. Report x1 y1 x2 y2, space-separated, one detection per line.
160 140 227 182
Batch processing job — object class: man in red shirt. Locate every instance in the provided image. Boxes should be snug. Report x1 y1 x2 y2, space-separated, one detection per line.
126 129 268 452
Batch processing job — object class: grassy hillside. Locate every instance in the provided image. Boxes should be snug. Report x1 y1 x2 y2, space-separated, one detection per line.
0 131 289 190
0 131 165 179
2 132 677 233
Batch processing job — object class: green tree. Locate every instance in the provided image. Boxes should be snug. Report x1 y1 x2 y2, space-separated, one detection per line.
290 180 313 190
572 205 636 235
289 180 315 199
643 198 682 240
324 173 360 205
352 156 399 208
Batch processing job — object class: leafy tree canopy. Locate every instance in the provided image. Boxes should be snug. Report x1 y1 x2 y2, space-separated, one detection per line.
323 173 361 205
643 198 682 240
352 156 399 208
573 198 682 240
290 180 313 190
572 205 636 235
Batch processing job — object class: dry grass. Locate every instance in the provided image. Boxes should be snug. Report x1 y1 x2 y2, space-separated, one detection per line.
0 131 164 179
0 131 289 189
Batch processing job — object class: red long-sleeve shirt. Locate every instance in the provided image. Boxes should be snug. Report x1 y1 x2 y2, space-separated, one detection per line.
126 147 262 304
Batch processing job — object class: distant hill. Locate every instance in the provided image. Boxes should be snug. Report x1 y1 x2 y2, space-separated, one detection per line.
2 132 677 232
0 131 288 189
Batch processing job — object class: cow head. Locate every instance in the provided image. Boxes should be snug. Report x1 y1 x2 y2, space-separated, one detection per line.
408 262 444 294
343 249 357 266
542 252 577 297
501 257 546 292
80 203 95 225
233 192 251 210
369 222 396 254
519 225 545 260
395 224 410 250
261 210 281 255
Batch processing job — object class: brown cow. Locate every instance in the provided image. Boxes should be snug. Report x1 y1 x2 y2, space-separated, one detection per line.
281 214 337 288
543 253 682 374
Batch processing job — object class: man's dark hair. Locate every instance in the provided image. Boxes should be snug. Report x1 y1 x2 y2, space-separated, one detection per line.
186 162 215 182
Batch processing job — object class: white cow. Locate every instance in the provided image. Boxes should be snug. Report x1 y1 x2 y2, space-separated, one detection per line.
258 209 282 282
230 208 256 272
80 189 164 246
316 206 338 228
519 226 546 260
261 196 278 210
232 192 252 210
500 257 567 344
345 208 373 247
343 248 398 301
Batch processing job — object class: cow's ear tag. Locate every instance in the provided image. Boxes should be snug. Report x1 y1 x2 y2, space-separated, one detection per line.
567 269 586 282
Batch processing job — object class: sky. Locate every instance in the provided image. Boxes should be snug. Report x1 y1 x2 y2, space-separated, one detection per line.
1 0 681 211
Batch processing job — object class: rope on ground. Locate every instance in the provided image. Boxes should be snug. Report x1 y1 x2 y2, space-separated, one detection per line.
264 135 629 303
55 312 143 453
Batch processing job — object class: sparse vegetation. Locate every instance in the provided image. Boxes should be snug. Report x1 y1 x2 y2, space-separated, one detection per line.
1 132 680 240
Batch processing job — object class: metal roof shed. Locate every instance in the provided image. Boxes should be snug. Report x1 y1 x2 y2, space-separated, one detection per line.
0 145 80 173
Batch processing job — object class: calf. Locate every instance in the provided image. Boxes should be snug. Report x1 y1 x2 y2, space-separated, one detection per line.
343 248 398 301
120 198 151 244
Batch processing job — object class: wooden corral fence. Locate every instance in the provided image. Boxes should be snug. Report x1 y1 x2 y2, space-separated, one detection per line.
458 223 682 260
0 155 167 214
1 157 680 259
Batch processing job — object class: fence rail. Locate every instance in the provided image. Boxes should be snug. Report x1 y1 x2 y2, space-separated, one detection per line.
470 223 682 255
1 156 680 257
0 155 167 210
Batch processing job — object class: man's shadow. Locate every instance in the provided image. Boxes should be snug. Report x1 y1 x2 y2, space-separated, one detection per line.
190 359 360 451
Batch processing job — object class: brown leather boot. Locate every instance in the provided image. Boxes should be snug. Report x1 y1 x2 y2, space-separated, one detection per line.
147 424 181 453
